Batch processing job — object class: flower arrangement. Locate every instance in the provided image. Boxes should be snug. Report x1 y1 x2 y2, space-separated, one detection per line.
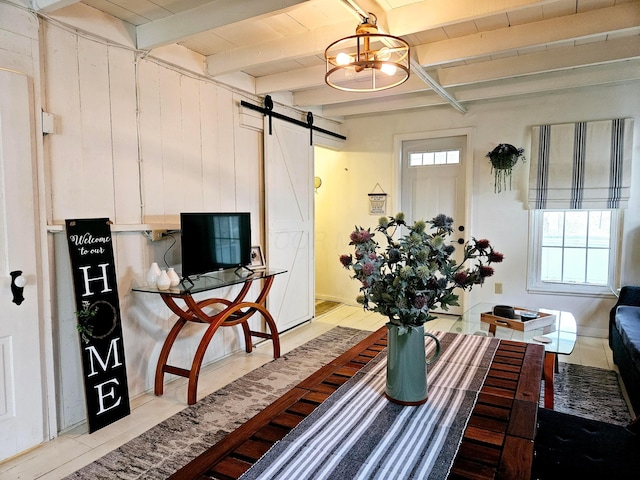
340 213 503 330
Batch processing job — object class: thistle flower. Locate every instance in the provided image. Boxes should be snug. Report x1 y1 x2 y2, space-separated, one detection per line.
350 228 372 244
454 271 469 285
339 254 352 267
479 265 495 278
362 262 375 276
415 249 429 262
413 295 426 309
413 220 426 233
388 248 401 263
432 214 454 228
489 251 504 263
416 265 431 280
400 266 413 279
408 233 422 245
475 238 491 250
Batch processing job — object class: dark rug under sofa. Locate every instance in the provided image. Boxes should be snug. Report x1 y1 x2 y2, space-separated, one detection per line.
531 407 639 480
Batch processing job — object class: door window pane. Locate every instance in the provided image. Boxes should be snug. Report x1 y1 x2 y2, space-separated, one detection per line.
408 149 461 166
409 153 422 166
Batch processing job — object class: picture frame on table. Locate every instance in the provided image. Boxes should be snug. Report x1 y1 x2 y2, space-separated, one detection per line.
250 246 265 270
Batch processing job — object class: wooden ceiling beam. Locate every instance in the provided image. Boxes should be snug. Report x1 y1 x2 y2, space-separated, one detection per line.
386 0 553 36
206 21 354 77
414 3 640 67
437 36 640 87
319 61 640 117
137 0 313 51
32 0 81 13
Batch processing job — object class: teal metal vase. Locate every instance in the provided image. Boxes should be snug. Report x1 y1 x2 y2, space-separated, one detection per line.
385 322 441 405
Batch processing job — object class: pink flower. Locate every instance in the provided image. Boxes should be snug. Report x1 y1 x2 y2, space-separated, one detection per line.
358 230 372 242
362 262 375 275
350 229 372 244
339 254 352 267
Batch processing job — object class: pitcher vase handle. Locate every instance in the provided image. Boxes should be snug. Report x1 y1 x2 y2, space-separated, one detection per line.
425 332 441 365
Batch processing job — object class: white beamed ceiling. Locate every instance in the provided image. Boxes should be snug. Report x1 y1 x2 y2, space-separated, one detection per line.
38 0 640 117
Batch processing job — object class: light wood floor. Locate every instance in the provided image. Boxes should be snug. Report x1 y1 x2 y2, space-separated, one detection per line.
1 304 616 480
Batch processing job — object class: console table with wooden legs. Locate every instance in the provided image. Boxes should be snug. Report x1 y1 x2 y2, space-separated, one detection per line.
133 269 286 405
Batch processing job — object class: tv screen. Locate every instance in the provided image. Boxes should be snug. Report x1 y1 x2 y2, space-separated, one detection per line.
180 212 251 278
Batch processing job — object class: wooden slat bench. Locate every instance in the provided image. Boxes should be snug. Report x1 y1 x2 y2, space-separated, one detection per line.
170 328 543 480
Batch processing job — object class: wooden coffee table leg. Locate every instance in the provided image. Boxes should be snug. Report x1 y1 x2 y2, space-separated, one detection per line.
543 352 555 409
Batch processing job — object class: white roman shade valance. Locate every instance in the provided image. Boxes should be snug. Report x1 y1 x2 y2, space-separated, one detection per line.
529 118 633 209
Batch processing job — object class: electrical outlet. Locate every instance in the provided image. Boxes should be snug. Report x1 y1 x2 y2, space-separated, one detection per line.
151 229 167 241
495 282 503 294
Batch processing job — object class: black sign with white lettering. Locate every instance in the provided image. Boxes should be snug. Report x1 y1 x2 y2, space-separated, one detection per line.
66 218 130 433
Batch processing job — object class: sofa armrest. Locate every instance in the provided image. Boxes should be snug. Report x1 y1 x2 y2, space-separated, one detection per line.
609 286 640 348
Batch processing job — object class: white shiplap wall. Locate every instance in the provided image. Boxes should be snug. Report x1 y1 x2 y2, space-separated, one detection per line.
41 19 266 428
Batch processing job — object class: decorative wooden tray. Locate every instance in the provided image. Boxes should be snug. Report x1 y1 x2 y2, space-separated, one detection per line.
480 308 556 332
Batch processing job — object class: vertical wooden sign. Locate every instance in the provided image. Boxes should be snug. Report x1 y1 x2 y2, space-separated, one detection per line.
66 218 130 433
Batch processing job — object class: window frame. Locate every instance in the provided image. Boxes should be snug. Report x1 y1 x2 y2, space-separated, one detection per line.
527 209 621 297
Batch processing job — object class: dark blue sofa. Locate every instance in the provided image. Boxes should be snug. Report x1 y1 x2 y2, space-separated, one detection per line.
609 285 640 415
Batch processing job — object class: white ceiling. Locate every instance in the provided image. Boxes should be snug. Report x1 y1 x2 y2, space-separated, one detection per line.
35 0 640 117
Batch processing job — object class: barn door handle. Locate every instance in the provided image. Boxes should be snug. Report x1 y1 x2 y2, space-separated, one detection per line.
10 270 27 305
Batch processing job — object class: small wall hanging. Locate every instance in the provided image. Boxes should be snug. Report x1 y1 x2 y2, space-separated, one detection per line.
486 144 525 193
368 183 387 215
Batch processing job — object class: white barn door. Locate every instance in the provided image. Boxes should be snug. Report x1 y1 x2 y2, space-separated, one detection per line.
0 70 45 460
264 117 314 332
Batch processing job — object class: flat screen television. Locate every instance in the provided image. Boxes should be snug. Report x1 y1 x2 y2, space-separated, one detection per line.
180 212 251 278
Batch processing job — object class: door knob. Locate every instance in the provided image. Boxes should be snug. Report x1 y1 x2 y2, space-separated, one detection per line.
10 270 27 305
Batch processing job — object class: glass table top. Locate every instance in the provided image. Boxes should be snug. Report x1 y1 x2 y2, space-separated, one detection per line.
131 268 286 296
449 303 577 355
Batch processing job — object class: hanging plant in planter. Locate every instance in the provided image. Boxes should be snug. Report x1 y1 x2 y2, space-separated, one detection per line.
486 144 525 193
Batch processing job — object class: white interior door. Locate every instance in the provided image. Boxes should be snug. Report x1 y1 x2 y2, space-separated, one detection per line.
264 117 314 332
401 135 467 315
0 69 45 460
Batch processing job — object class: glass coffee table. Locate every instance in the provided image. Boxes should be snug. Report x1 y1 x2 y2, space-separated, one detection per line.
450 303 577 409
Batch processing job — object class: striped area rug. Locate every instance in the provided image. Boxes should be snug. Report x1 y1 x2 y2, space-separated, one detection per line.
240 331 499 480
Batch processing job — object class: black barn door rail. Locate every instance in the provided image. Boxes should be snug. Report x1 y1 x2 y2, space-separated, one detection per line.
241 95 346 145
